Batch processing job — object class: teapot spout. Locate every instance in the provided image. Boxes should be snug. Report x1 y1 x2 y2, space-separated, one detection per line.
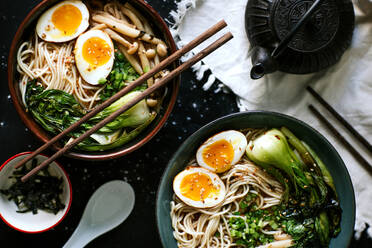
250 46 278 80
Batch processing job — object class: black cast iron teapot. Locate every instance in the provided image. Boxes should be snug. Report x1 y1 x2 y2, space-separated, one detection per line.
245 0 355 79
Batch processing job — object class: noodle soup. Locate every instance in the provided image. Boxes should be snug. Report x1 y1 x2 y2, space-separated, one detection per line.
12 0 177 154
170 128 342 248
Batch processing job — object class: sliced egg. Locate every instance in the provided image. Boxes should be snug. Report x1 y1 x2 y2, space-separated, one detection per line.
74 30 114 85
196 130 247 173
36 0 89 42
173 167 226 208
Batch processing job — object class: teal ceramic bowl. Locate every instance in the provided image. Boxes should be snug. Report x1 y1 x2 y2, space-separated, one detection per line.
156 111 355 247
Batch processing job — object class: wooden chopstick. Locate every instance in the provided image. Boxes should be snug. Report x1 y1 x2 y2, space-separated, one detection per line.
307 86 372 154
20 31 234 182
15 20 228 170
309 104 372 175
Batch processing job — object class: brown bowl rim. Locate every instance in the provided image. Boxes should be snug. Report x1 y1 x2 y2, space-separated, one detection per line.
8 0 180 161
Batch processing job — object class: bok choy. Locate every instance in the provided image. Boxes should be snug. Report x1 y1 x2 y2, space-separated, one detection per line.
246 129 310 195
25 80 155 151
245 128 342 247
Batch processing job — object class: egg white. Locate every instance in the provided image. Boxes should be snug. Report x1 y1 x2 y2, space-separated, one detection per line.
173 167 226 208
36 0 89 42
74 30 114 85
196 130 247 173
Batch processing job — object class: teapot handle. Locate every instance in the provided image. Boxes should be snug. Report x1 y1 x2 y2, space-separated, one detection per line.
271 0 324 58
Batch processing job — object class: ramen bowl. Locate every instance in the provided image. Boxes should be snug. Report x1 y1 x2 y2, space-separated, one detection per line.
8 0 180 160
156 111 355 247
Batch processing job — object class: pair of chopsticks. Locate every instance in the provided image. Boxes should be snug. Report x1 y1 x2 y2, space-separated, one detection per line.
16 20 233 182
307 86 372 174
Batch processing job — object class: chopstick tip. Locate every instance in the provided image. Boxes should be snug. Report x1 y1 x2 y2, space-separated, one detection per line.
218 19 227 27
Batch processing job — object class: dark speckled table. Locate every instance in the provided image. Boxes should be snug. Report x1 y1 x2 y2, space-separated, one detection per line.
0 0 371 247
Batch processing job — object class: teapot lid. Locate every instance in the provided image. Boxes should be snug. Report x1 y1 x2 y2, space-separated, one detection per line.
273 0 340 52
245 0 355 75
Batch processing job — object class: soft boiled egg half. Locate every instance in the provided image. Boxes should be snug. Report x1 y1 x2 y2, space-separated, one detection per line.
173 167 226 208
36 0 89 42
196 130 247 173
74 30 114 85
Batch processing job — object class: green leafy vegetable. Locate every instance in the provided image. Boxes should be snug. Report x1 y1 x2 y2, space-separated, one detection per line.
229 200 282 247
281 127 329 206
242 128 342 247
283 218 319 248
77 112 156 151
25 69 153 151
246 129 310 194
25 81 153 151
90 91 151 131
0 159 65 215
303 142 336 193
99 50 144 102
315 211 331 246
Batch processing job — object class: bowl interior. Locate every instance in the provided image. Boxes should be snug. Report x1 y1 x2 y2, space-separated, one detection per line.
8 0 179 160
156 111 355 248
0 153 72 233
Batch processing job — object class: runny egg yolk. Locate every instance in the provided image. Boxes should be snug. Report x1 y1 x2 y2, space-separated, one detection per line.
52 4 82 35
82 37 112 67
202 139 234 172
180 173 218 201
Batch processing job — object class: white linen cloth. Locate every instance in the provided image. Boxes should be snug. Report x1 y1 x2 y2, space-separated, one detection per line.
169 0 372 237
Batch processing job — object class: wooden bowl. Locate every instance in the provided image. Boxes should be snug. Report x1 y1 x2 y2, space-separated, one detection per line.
7 0 180 160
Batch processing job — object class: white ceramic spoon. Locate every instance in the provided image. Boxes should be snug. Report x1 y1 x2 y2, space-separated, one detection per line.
63 180 135 248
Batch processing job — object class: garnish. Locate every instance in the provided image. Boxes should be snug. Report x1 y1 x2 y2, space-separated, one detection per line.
0 159 65 215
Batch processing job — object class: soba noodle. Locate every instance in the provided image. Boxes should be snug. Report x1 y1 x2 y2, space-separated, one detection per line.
17 1 168 110
171 160 286 248
17 34 104 109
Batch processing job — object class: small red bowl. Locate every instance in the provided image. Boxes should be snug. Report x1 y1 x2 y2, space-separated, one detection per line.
0 152 72 233
7 0 180 160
